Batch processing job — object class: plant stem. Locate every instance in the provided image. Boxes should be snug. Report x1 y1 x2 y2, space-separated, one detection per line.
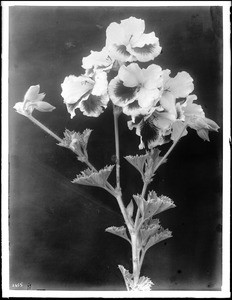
26 114 115 196
131 231 140 286
135 124 188 230
113 105 121 191
112 105 133 229
27 114 63 143
152 125 188 174
131 124 188 285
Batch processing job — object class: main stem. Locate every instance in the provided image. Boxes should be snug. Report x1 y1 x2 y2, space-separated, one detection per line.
113 106 121 190
112 106 140 288
112 106 133 230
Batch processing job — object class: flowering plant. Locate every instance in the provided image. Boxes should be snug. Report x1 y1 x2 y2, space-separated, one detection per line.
13 16 219 291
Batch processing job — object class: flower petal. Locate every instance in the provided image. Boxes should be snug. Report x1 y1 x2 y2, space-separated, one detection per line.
106 21 126 46
108 76 138 107
133 116 165 149
160 92 177 120
122 100 154 120
82 47 113 72
129 32 162 62
118 63 142 87
66 93 90 119
108 44 133 63
120 17 145 43
142 64 163 90
91 71 108 96
182 95 205 118
35 101 56 112
13 102 26 115
61 75 94 105
24 85 42 102
165 71 194 98
137 88 159 108
79 93 108 117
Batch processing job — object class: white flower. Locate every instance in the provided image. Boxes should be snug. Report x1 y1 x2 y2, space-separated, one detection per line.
61 71 109 118
159 70 194 122
127 70 195 149
109 63 163 119
181 95 220 141
82 47 114 75
106 16 162 63
128 112 174 149
13 85 55 116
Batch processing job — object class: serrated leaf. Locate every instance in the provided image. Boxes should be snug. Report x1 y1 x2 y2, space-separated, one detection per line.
131 276 154 291
126 200 134 219
58 128 92 155
124 153 149 179
118 265 133 290
118 265 154 291
105 226 131 244
72 165 114 188
144 228 172 253
140 219 161 246
133 194 145 217
144 192 176 220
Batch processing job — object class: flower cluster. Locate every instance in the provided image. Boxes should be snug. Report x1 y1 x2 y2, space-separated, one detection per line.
13 15 220 293
60 16 219 149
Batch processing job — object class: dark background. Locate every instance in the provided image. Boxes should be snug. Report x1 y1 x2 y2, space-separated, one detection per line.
9 6 222 291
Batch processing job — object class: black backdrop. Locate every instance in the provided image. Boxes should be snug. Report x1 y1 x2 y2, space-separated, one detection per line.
9 6 222 291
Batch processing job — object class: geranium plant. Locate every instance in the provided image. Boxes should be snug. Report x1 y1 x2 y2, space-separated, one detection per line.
13 16 219 291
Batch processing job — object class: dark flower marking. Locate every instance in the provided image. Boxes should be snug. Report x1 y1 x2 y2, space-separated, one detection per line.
127 100 141 110
132 44 156 55
116 45 130 57
114 80 138 104
82 94 103 114
140 116 159 149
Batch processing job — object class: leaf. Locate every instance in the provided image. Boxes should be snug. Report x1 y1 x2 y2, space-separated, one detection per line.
58 128 92 154
82 128 93 145
118 265 154 291
133 194 145 217
140 219 161 246
126 200 134 219
72 165 114 188
124 153 149 179
132 276 154 291
105 226 131 244
118 265 133 290
144 192 176 220
144 228 172 253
